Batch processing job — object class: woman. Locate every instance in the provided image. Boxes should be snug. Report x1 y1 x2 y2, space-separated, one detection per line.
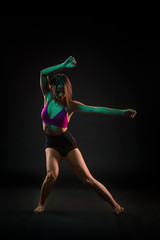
34 56 136 215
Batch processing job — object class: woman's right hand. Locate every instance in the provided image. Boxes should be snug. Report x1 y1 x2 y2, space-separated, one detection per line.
63 56 77 68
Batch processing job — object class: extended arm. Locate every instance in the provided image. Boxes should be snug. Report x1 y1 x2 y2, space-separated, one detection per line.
71 101 137 118
40 56 76 96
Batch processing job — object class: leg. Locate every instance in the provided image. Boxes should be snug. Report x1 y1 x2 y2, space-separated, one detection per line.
34 148 62 213
66 149 124 215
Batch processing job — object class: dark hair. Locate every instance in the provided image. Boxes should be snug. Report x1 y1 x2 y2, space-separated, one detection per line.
50 73 72 107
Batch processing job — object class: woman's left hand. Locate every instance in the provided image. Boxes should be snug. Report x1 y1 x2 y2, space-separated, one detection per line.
122 109 137 118
63 56 77 68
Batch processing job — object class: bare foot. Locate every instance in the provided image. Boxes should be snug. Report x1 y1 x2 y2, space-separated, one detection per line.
34 204 45 213
113 205 124 215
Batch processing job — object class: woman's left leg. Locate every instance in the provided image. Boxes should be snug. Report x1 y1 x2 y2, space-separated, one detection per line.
66 148 124 215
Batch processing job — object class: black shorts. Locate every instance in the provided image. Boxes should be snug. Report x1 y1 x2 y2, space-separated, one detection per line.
44 129 78 157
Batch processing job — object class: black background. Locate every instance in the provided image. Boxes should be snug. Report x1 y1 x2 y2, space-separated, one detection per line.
2 14 159 187
1 13 160 239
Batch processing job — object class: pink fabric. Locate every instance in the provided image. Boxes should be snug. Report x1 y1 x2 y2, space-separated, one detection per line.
41 98 68 128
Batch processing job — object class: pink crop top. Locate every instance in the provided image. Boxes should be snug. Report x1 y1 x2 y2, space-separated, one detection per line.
41 98 68 128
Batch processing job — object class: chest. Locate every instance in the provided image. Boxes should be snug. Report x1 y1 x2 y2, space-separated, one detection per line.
47 101 65 119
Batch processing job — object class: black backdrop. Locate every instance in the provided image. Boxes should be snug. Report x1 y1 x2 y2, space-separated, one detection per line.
1 14 159 189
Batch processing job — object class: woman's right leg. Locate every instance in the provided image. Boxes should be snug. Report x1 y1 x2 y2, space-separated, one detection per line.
34 148 62 213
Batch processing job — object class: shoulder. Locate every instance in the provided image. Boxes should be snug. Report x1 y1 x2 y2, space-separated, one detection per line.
68 100 98 115
67 100 85 114
69 100 84 108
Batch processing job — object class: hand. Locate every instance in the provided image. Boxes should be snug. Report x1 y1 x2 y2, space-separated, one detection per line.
63 56 77 68
122 109 137 118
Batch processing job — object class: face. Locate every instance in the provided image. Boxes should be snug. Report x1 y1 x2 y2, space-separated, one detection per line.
55 84 65 101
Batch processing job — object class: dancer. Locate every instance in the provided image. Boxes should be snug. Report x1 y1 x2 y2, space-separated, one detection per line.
34 56 136 215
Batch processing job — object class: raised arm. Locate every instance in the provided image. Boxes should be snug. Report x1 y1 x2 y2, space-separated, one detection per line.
40 56 76 96
70 101 137 119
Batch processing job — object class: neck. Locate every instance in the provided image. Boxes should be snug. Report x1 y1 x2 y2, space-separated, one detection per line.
53 96 66 107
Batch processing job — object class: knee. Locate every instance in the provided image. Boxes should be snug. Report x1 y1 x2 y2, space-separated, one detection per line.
81 176 95 187
46 171 58 183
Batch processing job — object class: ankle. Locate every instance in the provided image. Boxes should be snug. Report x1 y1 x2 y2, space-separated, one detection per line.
39 201 46 208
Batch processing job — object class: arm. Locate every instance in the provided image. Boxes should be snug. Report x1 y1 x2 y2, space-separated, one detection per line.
40 63 65 76
71 101 137 118
40 62 65 96
40 56 76 96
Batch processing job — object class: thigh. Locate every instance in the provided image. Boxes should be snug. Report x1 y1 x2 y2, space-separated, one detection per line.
45 148 62 174
65 148 92 179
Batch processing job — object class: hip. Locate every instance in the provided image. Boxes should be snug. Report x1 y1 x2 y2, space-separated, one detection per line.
44 129 77 148
44 129 78 157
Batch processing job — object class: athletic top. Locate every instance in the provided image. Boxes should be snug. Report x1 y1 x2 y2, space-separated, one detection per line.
41 98 68 128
